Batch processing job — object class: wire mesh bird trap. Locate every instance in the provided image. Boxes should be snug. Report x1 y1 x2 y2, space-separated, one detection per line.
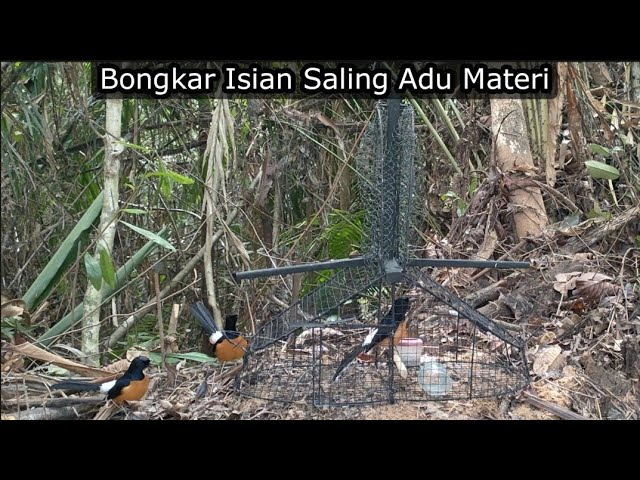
233 98 530 407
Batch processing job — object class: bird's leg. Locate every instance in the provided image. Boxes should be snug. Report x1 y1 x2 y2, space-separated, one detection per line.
373 345 382 370
392 348 408 379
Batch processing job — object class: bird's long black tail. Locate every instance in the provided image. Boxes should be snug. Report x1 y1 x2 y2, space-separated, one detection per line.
224 314 239 332
332 344 368 382
50 381 101 392
189 301 218 336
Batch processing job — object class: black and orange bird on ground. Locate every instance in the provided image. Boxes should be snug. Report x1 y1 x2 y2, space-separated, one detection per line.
189 301 248 362
51 356 151 405
332 296 412 381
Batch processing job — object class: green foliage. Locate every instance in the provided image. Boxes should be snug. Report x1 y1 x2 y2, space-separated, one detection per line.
84 253 103 290
147 352 218 365
37 227 170 347
98 247 116 288
120 221 176 251
440 191 468 217
22 193 104 310
588 143 612 158
317 209 364 259
145 170 194 185
585 160 620 180
586 203 612 220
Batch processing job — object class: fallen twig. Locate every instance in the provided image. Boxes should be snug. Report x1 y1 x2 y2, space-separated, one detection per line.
521 390 588 420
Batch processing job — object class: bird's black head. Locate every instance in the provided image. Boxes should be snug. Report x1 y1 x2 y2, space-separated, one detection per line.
128 356 151 373
393 296 412 315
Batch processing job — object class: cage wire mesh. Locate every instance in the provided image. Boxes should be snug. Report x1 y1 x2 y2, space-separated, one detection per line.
235 99 529 407
356 100 418 264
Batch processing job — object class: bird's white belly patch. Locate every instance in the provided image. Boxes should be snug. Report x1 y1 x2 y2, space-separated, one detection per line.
100 380 117 394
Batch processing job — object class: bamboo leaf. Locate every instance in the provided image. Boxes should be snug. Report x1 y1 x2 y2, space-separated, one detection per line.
99 247 116 288
120 221 176 251
84 253 103 291
147 351 217 365
23 192 104 310
145 170 194 185
122 208 147 215
159 176 172 199
114 140 150 153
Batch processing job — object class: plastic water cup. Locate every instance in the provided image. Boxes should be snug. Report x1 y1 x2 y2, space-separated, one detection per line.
418 359 453 396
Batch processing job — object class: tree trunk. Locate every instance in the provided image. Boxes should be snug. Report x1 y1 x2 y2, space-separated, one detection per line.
490 98 548 239
82 98 123 365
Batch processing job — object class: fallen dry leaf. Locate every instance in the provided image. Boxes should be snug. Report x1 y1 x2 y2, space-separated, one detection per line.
533 345 565 375
553 271 614 299
587 63 613 86
1 298 26 319
553 271 583 295
539 331 557 346
474 229 497 261
573 272 617 303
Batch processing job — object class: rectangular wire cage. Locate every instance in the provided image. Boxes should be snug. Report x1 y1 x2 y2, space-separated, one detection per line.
235 291 529 407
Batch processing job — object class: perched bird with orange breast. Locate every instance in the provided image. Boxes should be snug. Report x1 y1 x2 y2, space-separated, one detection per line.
50 356 151 405
189 301 248 362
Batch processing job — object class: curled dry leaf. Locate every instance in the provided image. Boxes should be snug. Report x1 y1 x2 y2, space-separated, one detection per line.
553 271 583 295
1 298 26 319
533 345 565 376
572 253 594 261
553 271 614 300
575 272 613 283
573 272 617 303
501 291 534 321
163 334 180 353
560 313 582 331
587 62 613 86
479 115 491 127
539 331 557 346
